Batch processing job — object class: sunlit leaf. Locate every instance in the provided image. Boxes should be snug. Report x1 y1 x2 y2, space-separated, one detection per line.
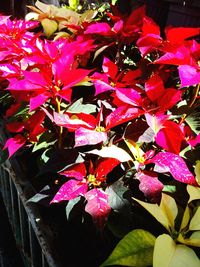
189 206 200 231
180 205 190 231
68 0 79 10
195 161 200 185
178 232 200 247
187 185 200 203
105 180 131 213
133 198 170 231
185 111 200 135
160 193 178 229
100 229 156 267
154 234 200 267
86 145 132 162
41 18 58 38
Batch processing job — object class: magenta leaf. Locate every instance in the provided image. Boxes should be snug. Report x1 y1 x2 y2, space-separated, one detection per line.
51 179 88 203
178 65 200 87
3 135 26 158
85 188 111 229
75 127 107 147
155 121 184 154
115 88 142 106
150 152 197 185
84 22 111 35
102 57 118 80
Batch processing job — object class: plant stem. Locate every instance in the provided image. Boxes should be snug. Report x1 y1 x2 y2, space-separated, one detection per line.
179 84 200 124
56 97 63 149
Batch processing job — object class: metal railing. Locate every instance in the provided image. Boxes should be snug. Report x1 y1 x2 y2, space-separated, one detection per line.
0 123 61 267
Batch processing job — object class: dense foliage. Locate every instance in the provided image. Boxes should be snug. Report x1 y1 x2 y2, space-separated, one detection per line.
0 1 200 266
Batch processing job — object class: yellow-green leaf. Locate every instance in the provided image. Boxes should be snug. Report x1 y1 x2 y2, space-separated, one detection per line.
68 0 79 10
154 234 200 267
41 18 58 37
100 229 156 267
133 198 170 231
195 161 200 185
180 205 190 231
160 193 178 229
187 185 200 203
178 232 200 247
189 206 200 231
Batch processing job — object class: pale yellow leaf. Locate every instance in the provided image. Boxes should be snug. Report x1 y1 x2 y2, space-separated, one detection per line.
189 206 200 231
187 185 200 203
195 161 200 185
133 198 170 231
160 193 178 229
41 18 58 37
178 232 200 247
153 234 200 267
180 205 190 231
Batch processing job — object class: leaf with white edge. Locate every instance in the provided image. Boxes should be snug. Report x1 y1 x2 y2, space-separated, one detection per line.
153 234 200 267
187 185 200 203
86 145 132 162
100 229 156 267
195 161 200 185
180 205 190 231
85 188 111 229
178 232 200 247
133 198 170 231
41 18 58 38
160 193 178 229
189 206 200 231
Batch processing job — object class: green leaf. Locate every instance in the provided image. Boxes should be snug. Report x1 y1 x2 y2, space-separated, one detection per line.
154 234 200 267
111 0 118 5
66 196 81 220
187 185 200 203
41 18 58 38
106 180 131 213
133 198 170 231
160 193 178 229
0 149 8 164
185 111 200 134
100 229 156 267
32 132 56 152
68 0 79 10
67 98 96 114
189 206 200 231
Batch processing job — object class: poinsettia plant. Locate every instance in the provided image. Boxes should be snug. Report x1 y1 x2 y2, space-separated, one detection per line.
0 0 200 266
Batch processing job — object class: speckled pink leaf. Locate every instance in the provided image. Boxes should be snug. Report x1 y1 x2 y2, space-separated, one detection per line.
136 171 163 201
3 135 26 158
85 188 111 228
51 179 88 203
75 127 107 147
150 152 197 185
